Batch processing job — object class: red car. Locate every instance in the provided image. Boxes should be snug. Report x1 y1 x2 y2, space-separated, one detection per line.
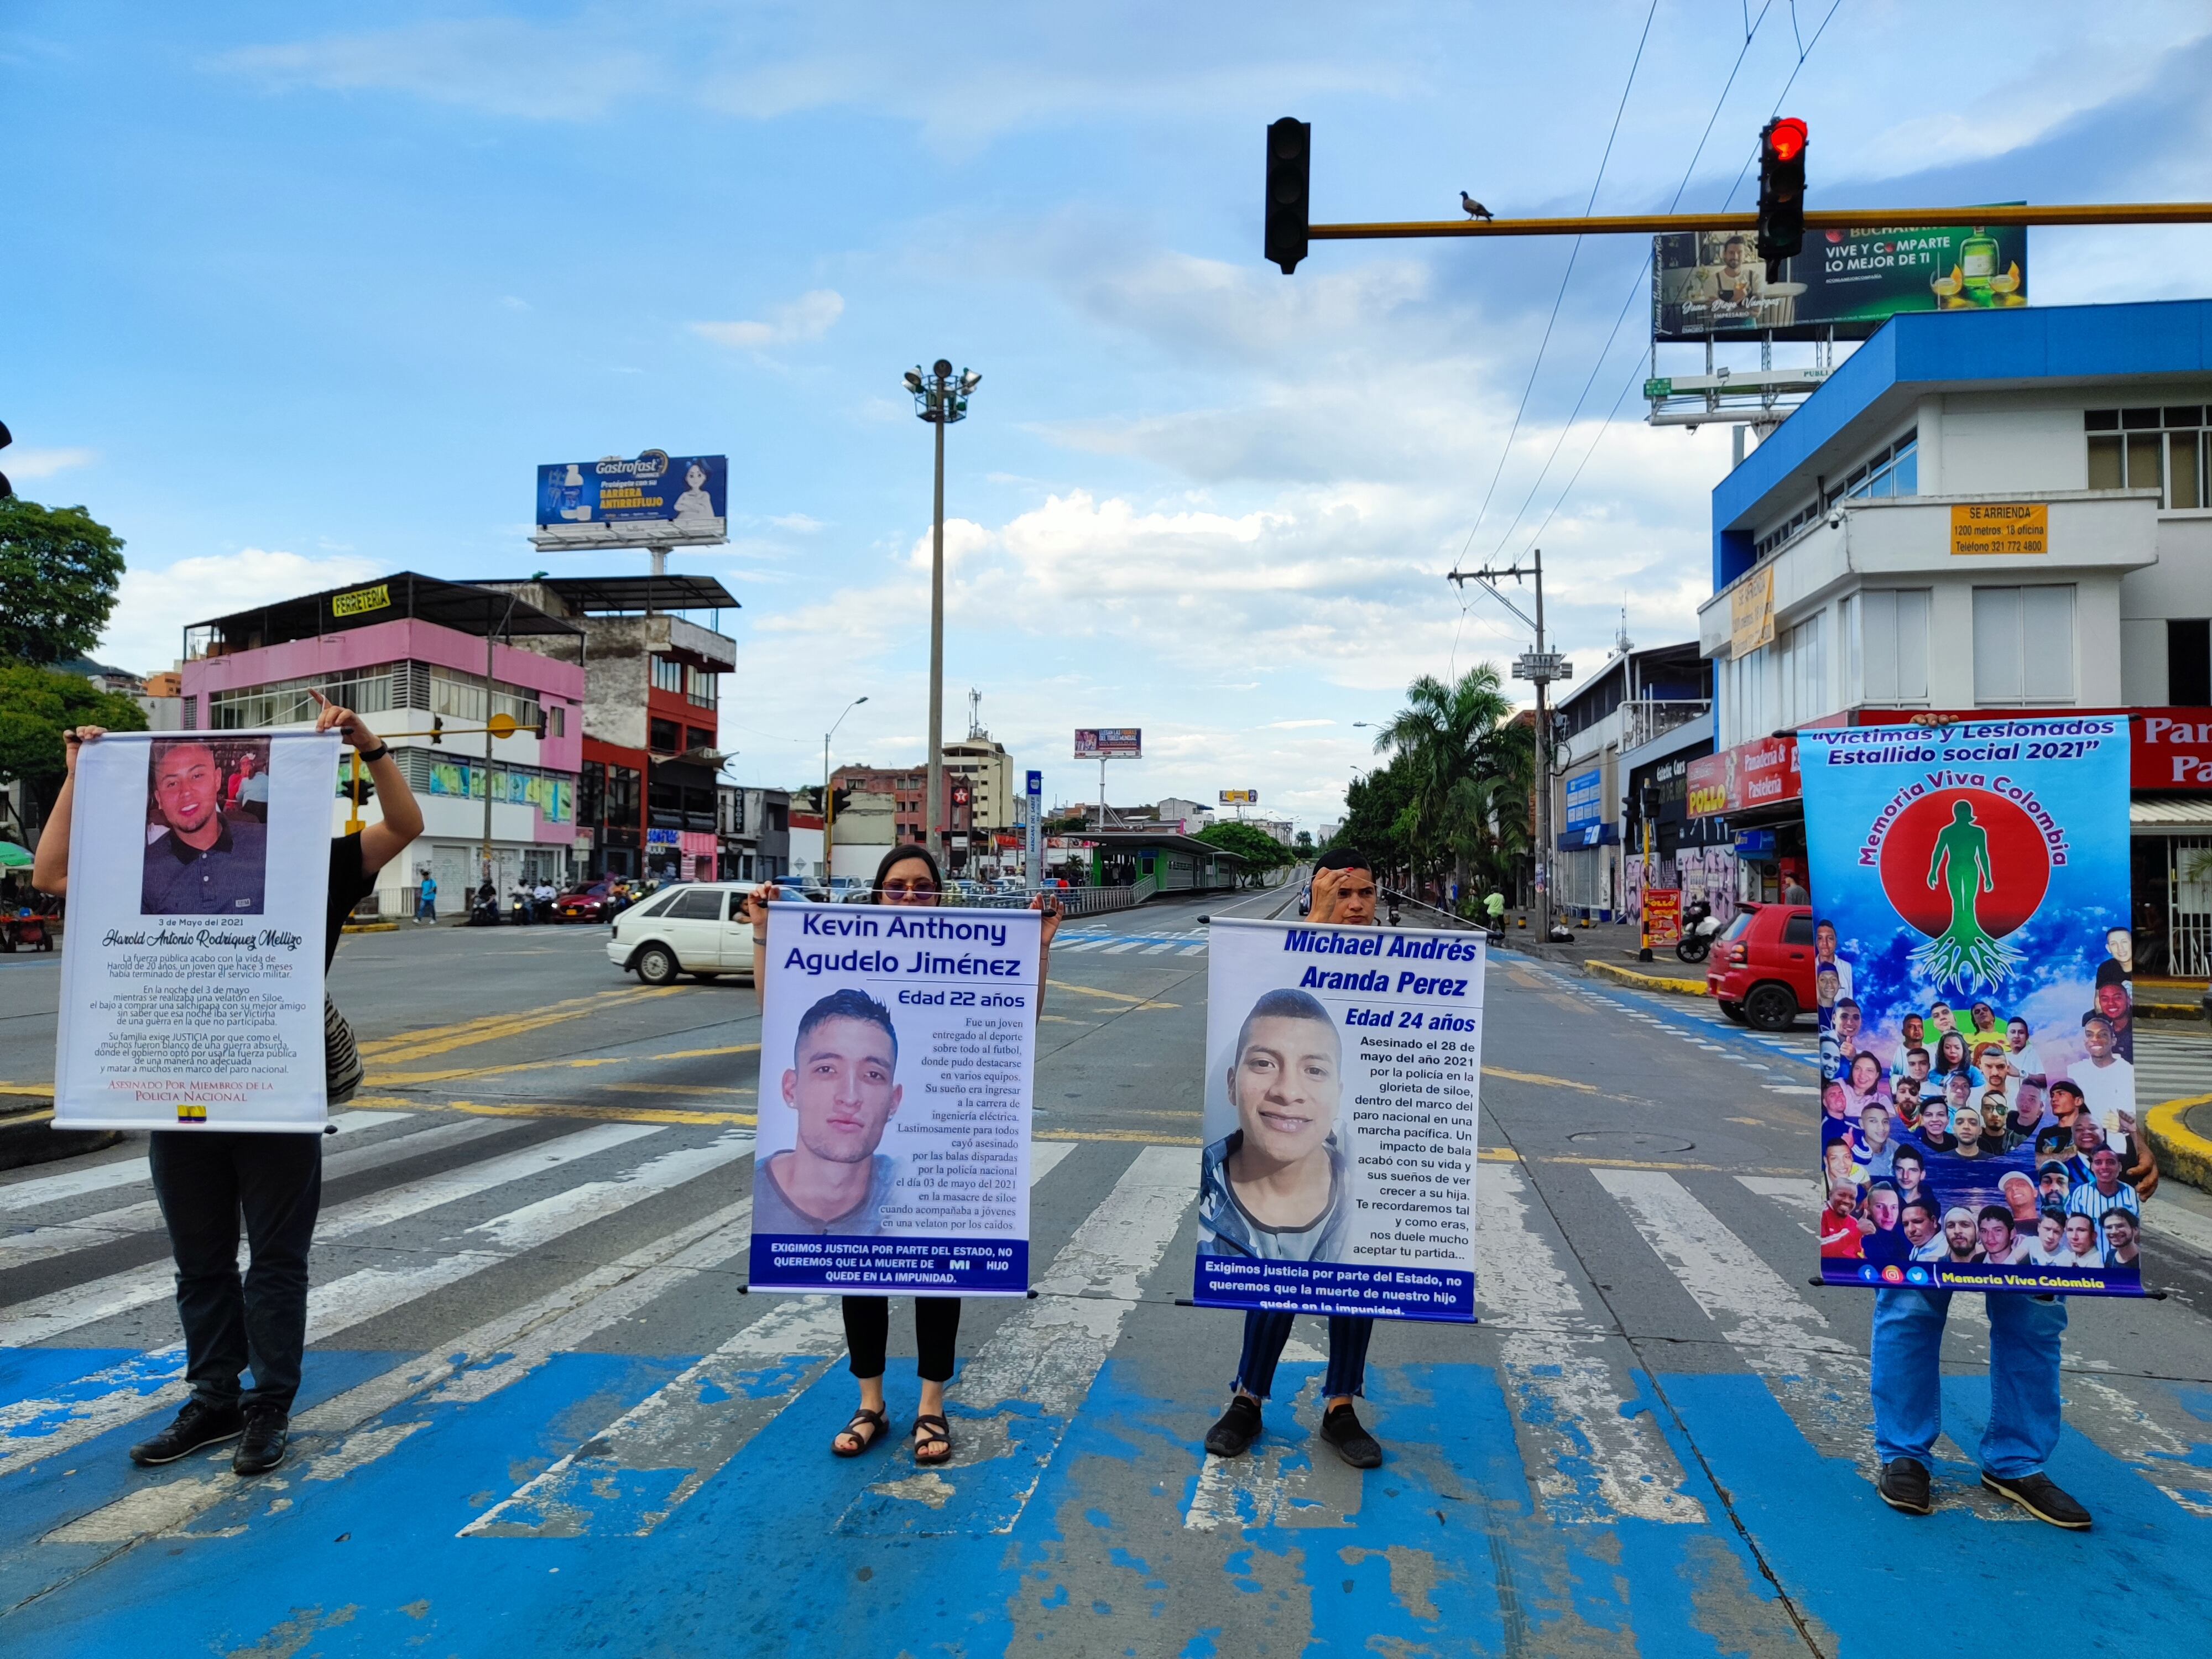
555 879 624 922
1705 903 1817 1031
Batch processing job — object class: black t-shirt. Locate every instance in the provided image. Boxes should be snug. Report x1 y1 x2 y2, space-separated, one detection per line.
326 833 373 968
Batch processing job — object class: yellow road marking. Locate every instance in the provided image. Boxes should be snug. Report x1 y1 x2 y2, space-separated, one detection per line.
598 1083 755 1099
1482 1066 1598 1093
1046 979 1178 1009
371 1041 759 1088
1040 1128 1197 1145
442 1099 757 1128
358 986 684 1064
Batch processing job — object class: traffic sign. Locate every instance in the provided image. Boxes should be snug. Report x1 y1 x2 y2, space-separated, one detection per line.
1511 653 1573 684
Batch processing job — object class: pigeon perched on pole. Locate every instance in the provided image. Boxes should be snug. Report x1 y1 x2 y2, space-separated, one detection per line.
1460 191 1494 221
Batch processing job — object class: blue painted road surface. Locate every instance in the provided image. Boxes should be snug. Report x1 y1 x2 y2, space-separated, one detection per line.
3 949 2211 1655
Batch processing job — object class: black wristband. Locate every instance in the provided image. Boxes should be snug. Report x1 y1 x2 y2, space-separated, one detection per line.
356 743 391 764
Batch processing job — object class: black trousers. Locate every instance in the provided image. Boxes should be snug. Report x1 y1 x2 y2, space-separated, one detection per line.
842 1296 961 1384
148 1130 322 1413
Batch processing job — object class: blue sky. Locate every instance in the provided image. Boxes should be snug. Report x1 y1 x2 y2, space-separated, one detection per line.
7 2 2209 827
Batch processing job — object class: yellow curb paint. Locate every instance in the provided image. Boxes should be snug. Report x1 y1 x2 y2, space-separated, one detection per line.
1584 959 1710 998
2143 1093 2212 1193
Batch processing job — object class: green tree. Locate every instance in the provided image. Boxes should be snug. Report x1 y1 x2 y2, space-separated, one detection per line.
1332 757 1418 880
0 499 128 667
1370 665 1525 904
1292 829 1314 855
1197 820 1294 880
0 660 149 826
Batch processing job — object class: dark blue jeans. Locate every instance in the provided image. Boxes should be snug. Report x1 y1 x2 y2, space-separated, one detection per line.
148 1130 322 1414
1234 1310 1373 1401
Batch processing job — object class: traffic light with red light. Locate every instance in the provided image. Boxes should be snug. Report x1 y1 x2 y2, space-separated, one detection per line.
1264 117 1311 275
1756 117 1808 280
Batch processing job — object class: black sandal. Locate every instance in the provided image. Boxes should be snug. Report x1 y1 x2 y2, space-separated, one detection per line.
833 1407 890 1458
912 1413 953 1466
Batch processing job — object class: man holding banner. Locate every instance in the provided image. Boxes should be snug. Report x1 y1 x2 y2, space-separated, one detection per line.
34 695 422 1477
1800 717 2153 1531
1198 844 1485 1471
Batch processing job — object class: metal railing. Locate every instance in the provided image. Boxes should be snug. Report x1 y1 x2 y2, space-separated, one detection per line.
1620 698 1712 754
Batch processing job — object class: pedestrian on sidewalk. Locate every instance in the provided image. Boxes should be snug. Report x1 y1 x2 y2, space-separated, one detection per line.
1202 844 1389 1472
30 695 424 1478
740 843 1062 1466
416 868 438 924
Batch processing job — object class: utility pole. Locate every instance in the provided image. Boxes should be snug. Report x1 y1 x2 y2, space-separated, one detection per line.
903 359 980 869
1448 549 1571 944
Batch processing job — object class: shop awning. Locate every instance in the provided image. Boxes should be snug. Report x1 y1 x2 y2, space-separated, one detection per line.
2131 797 2212 828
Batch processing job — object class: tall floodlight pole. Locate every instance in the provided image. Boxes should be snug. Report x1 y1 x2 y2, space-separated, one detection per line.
905 359 981 867
823 695 868 886
1448 549 1569 943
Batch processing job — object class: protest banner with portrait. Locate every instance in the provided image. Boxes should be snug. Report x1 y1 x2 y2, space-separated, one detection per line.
748 901 1040 1296
1801 718 2145 1296
1192 917 1486 1323
53 729 342 1133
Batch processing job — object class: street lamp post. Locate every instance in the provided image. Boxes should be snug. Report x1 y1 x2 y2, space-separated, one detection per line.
823 695 869 888
904 359 981 867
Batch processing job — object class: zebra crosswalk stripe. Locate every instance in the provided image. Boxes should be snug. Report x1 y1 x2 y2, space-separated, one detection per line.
463 1139 1084 1539
0 1109 405 1219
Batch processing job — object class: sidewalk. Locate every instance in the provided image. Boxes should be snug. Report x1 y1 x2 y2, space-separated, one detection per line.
1493 917 1712 996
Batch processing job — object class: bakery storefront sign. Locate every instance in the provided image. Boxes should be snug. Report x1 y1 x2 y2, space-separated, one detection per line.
1687 734 1801 818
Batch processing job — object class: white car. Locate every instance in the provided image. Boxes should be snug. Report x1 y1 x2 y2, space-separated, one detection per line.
607 880 776 985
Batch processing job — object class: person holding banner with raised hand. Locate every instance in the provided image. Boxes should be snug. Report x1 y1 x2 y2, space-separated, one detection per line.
740 845 1061 1467
33 694 422 1478
1201 844 1389 1472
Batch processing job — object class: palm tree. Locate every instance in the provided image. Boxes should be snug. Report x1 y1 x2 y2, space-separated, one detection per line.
1371 666 1523 907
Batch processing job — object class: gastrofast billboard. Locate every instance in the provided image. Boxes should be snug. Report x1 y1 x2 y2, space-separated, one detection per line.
533 452 728 548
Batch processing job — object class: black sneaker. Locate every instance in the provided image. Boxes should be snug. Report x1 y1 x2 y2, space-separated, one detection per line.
1876 1458 1932 1515
1318 1402 1383 1469
1982 1469 2091 1530
1203 1395 1263 1459
232 1406 290 1477
129 1398 245 1467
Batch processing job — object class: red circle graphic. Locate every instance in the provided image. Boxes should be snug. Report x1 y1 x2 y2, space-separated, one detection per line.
1875 789 2051 941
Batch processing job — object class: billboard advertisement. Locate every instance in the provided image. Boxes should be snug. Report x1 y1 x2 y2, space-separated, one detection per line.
533 452 728 547
1563 767 1603 830
1220 789 1258 805
1799 718 2144 1297
1074 728 1142 760
1652 222 2027 343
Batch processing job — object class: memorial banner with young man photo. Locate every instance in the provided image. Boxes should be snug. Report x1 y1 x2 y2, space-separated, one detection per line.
748 901 1040 1295
53 729 342 1133
1193 917 1486 1322
1801 717 2145 1296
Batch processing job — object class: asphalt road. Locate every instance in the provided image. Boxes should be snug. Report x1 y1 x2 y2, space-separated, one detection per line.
3 894 2211 1656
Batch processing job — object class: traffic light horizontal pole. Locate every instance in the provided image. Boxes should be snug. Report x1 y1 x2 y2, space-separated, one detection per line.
1309 202 2212 241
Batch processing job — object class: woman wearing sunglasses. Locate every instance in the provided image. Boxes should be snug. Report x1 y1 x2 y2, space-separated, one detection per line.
741 843 1061 1466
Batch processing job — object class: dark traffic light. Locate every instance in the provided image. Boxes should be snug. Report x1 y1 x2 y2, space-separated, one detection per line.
1756 117 1808 280
0 419 12 500
1264 117 1311 275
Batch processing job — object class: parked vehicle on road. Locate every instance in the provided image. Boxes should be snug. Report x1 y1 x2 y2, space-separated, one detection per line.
1674 899 1725 963
607 881 773 985
1704 903 1815 1031
555 879 623 923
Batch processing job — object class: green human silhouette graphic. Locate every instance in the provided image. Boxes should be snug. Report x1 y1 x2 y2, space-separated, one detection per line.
1912 799 2021 990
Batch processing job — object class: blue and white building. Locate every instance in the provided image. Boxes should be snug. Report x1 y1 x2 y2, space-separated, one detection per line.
1690 299 2212 973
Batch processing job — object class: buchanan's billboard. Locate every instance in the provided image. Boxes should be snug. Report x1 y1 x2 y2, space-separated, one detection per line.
1652 221 2027 343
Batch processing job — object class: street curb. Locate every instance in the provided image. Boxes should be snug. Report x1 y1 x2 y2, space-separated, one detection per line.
2144 1094 2212 1196
341 921 400 935
2135 1001 2204 1024
0 1100 122 1172
1583 959 1710 998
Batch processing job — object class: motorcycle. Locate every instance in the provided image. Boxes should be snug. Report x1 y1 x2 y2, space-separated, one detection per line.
1674 900 1724 963
467 887 502 927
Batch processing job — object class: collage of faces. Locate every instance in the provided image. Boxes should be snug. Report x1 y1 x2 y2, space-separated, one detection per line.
1814 921 2150 1282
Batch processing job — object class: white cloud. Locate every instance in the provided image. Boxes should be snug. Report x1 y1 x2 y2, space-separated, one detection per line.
691 290 844 350
769 512 824 533
498 295 530 312
215 19 655 121
100 548 381 676
4 446 97 480
1266 719 1335 729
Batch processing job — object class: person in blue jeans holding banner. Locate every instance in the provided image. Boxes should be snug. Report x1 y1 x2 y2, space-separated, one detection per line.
741 843 1060 1468
1203 844 1386 1470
